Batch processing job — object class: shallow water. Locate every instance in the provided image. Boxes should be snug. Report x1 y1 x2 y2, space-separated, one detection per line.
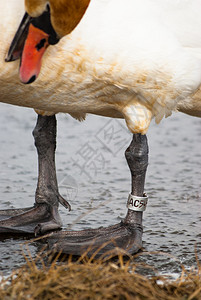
0 103 200 277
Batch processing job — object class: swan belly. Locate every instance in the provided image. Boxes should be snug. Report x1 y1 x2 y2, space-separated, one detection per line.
0 63 136 118
0 57 153 134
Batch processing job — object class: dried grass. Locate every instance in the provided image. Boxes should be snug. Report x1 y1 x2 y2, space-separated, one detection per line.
0 247 200 300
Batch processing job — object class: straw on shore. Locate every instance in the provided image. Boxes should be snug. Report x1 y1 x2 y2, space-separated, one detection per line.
0 248 200 300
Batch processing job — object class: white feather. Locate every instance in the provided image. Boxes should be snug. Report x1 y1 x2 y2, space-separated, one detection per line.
1 0 201 133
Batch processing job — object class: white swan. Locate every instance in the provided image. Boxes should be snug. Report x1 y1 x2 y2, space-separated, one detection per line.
0 0 201 256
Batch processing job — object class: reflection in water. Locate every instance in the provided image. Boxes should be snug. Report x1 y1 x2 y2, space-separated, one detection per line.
0 103 200 275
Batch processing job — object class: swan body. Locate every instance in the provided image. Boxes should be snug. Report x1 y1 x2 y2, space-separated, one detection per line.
1 0 201 134
0 0 201 254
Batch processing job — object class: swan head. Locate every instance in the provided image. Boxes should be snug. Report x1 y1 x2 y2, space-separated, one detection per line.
25 0 90 37
6 0 90 84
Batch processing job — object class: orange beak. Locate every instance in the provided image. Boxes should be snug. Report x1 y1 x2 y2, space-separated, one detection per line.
19 24 49 84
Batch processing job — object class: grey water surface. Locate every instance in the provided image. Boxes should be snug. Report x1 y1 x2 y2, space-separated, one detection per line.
0 102 200 277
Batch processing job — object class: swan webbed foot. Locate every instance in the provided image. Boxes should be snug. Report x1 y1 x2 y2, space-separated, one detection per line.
0 204 63 235
46 221 143 258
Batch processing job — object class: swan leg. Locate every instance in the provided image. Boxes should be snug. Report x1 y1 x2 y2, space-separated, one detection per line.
46 133 148 258
0 115 70 235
